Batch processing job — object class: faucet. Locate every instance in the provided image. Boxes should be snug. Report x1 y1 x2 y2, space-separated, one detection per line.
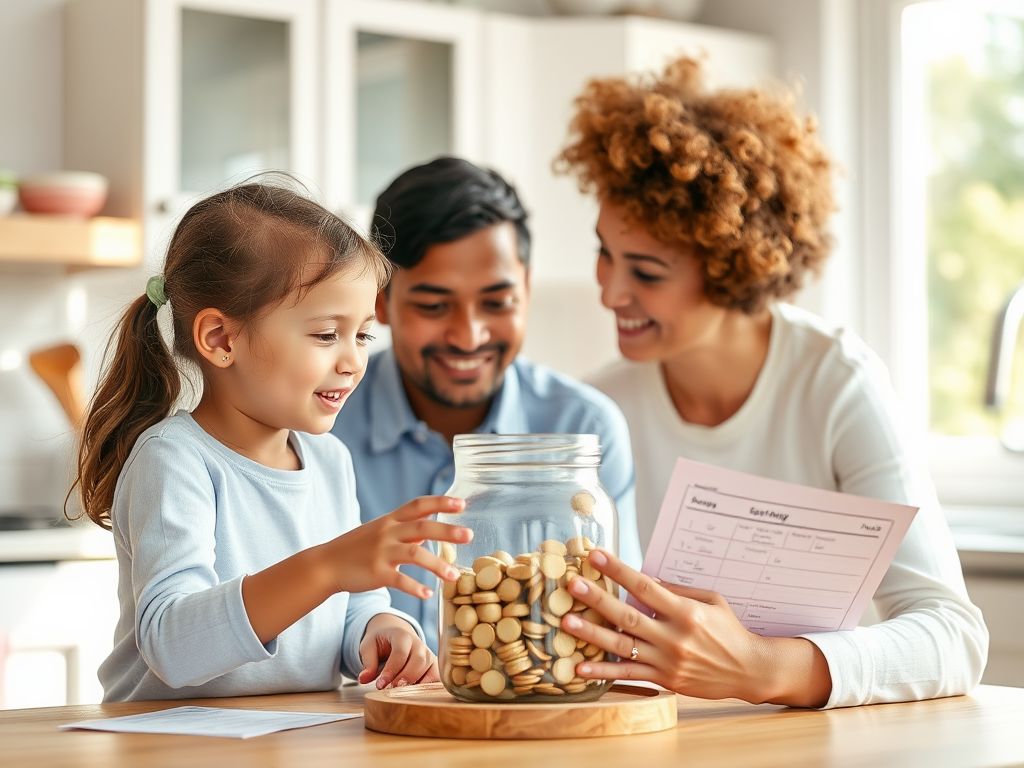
984 281 1024 450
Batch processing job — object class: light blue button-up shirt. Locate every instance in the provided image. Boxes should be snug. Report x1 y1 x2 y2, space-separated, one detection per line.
331 347 641 653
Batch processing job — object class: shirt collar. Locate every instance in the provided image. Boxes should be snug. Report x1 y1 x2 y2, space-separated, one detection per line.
367 349 530 451
477 359 529 435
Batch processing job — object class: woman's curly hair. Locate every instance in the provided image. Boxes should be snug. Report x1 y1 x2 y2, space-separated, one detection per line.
556 56 836 314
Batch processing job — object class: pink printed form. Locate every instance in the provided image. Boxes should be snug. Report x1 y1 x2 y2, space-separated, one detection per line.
634 459 918 636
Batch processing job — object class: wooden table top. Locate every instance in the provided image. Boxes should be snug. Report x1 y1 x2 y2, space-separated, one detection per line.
3 683 1023 768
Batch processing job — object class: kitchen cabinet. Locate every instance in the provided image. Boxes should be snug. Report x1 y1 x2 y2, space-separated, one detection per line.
325 1 776 378
65 0 319 267
967 574 1024 687
0 532 118 709
0 215 140 270
65 0 776 377
324 0 482 219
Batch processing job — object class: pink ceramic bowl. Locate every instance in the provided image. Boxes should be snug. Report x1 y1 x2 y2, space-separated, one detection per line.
19 172 109 217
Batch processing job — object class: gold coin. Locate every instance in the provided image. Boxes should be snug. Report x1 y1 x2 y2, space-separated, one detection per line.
457 572 478 595
552 630 577 658
475 565 503 591
454 605 479 633
480 669 507 697
547 588 573 617
476 603 502 624
471 622 496 648
469 647 493 673
496 616 523 643
539 539 567 556
540 552 567 580
440 542 457 564
495 578 522 602
571 491 595 516
552 657 577 684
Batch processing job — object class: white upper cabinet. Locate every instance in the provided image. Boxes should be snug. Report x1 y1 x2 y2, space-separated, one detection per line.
481 14 777 284
65 0 319 265
63 0 775 377
323 0 483 223
478 13 776 376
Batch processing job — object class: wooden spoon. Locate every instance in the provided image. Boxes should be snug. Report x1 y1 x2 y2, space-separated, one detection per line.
28 343 85 426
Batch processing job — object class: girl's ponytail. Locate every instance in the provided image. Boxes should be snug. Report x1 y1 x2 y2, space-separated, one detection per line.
69 180 390 529
71 289 180 529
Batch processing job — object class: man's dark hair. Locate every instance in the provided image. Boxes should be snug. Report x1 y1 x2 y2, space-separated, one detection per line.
370 156 530 272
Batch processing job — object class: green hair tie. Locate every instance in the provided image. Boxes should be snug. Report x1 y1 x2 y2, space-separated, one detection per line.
146 275 167 308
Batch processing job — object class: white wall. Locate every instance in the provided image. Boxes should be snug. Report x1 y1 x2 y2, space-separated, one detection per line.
0 0 76 516
0 1 140 517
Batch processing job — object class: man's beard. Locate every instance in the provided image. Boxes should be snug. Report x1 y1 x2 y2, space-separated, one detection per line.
413 343 510 409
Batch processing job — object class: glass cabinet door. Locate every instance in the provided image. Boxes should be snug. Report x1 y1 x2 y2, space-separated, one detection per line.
144 0 317 223
324 0 482 220
356 32 453 205
180 9 291 192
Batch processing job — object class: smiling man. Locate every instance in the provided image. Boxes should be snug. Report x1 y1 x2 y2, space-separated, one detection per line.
331 157 641 651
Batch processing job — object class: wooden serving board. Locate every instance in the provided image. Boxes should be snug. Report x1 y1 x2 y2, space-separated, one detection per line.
363 682 677 740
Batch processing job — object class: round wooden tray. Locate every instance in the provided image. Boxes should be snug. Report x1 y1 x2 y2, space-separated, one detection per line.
363 682 677 740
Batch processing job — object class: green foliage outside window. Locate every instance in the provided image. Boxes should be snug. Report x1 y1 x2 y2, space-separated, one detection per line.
927 12 1024 435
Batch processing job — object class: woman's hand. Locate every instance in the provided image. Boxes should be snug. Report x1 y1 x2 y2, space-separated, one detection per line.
561 549 832 707
322 495 472 598
358 613 439 689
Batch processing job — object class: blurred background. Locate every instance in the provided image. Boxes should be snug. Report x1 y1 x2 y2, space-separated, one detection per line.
0 0 1022 708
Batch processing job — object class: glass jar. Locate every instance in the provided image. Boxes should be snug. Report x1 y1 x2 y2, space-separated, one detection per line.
436 434 619 703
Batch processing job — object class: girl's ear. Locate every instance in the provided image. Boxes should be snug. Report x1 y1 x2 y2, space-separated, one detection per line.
193 308 236 368
374 290 390 326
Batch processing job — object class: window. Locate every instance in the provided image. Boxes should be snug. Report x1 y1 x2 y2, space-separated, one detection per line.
897 0 1024 507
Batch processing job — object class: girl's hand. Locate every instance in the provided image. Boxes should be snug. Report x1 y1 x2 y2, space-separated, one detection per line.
358 613 439 689
560 549 832 707
322 495 472 598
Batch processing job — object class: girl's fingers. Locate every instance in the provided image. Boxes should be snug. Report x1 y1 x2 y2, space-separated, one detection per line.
397 520 473 546
585 549 681 617
388 570 438 600
418 659 441 684
358 636 382 685
375 634 413 689
392 544 461 584
391 495 465 523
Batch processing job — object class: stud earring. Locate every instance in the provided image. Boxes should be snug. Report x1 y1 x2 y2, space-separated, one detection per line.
221 355 229 362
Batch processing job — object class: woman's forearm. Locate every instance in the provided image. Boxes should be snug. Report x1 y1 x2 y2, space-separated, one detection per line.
754 636 833 708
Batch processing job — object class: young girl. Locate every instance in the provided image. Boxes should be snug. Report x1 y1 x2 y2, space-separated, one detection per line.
553 57 988 708
73 182 472 702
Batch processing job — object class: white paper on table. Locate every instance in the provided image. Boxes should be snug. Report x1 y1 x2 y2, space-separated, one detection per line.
59 706 362 739
633 458 918 636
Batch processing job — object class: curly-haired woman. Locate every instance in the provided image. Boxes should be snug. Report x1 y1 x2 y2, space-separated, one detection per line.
554 56 988 709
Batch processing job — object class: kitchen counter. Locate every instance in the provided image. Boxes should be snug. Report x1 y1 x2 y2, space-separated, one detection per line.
2 683 1022 768
0 507 1020 572
945 505 1024 576
0 525 114 563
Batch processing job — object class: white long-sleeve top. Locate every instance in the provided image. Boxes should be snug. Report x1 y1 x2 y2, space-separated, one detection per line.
588 302 988 708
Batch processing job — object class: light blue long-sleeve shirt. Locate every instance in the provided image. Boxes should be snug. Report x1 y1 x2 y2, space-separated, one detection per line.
330 348 641 653
99 411 422 702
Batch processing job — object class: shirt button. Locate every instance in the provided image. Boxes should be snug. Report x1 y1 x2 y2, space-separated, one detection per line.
413 430 427 444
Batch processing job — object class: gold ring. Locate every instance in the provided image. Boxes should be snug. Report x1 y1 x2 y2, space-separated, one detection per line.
630 645 639 662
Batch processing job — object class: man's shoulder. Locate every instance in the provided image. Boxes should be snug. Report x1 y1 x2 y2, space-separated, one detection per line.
512 358 627 430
